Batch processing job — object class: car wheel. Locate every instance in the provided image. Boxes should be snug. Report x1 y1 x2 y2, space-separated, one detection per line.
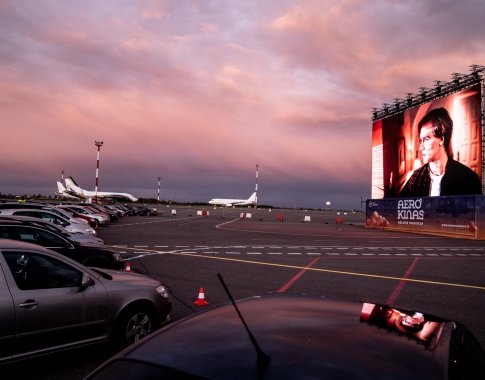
114 308 154 347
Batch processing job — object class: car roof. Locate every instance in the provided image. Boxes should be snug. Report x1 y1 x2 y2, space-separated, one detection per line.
0 202 50 208
0 208 71 218
90 294 456 379
0 215 64 229
0 208 57 213
0 220 68 238
0 237 53 252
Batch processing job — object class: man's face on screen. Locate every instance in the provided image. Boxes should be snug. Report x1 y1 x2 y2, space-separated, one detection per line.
419 124 444 164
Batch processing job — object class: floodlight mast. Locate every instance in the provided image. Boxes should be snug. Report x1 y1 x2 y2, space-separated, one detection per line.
255 164 259 208
157 176 161 203
94 141 103 204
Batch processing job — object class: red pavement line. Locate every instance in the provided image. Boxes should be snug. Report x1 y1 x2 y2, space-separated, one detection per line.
386 257 419 305
278 257 321 293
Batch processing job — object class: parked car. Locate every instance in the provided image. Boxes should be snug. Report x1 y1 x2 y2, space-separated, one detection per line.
135 205 159 216
0 201 50 210
0 220 124 270
0 238 171 365
118 204 137 216
59 205 110 225
0 208 97 235
88 204 119 221
104 205 127 217
86 294 485 380
0 216 104 246
54 205 100 228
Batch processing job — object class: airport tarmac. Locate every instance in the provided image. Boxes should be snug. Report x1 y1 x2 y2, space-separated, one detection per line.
101 205 485 340
5 205 485 379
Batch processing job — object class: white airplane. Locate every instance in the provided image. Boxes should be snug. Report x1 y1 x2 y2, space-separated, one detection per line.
56 181 83 200
59 177 138 202
208 192 257 207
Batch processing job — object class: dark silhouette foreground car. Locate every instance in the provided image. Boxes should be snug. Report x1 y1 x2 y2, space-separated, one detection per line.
0 239 172 365
86 294 485 380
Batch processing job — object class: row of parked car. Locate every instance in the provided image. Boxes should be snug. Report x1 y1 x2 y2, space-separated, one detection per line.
0 201 158 269
0 200 171 367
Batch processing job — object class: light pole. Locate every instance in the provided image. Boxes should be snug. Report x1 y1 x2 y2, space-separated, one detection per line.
157 176 161 203
94 141 103 204
255 164 259 208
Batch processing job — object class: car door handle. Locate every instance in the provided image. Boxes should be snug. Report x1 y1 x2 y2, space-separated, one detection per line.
19 300 39 309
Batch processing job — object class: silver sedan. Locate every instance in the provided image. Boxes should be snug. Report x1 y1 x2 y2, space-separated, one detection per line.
0 239 172 364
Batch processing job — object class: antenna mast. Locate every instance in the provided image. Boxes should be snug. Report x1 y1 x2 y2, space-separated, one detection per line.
255 164 259 207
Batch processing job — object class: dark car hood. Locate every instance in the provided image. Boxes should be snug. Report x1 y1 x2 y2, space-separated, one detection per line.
67 234 104 246
113 295 452 379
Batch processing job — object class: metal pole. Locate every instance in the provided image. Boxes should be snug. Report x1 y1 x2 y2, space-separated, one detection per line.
157 176 161 203
255 164 259 208
94 141 103 204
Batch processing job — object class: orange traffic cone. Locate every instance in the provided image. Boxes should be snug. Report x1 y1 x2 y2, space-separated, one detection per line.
194 287 209 306
125 261 132 272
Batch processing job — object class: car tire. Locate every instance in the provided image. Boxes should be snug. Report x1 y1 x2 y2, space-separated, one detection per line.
113 307 155 348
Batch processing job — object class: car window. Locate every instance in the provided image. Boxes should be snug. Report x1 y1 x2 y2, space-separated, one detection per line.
37 228 66 246
12 226 67 247
0 226 22 240
2 251 83 290
450 325 485 379
13 211 35 217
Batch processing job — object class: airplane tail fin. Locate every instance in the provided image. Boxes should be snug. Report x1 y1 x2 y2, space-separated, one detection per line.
248 192 257 203
57 181 67 194
65 177 83 193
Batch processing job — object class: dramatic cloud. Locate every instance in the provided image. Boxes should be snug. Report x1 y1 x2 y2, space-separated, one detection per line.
1 0 484 208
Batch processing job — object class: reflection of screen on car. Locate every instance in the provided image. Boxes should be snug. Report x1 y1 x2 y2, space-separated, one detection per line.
360 303 443 344
371 84 482 199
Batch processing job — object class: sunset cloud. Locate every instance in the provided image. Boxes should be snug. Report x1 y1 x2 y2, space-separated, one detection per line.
1 0 484 208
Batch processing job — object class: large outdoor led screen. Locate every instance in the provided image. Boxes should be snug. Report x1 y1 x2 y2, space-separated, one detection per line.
371 84 482 199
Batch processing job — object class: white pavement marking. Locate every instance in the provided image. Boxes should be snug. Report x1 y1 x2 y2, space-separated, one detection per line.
118 244 485 259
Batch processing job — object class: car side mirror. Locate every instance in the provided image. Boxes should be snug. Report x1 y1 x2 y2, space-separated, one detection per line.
81 272 94 288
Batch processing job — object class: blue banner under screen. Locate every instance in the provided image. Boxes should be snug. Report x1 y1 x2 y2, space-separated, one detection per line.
366 195 485 240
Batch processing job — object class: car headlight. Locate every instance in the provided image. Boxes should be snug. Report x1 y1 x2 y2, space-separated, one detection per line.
156 285 170 299
112 253 123 262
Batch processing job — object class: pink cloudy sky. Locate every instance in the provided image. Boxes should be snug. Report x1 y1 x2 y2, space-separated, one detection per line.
1 0 484 209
